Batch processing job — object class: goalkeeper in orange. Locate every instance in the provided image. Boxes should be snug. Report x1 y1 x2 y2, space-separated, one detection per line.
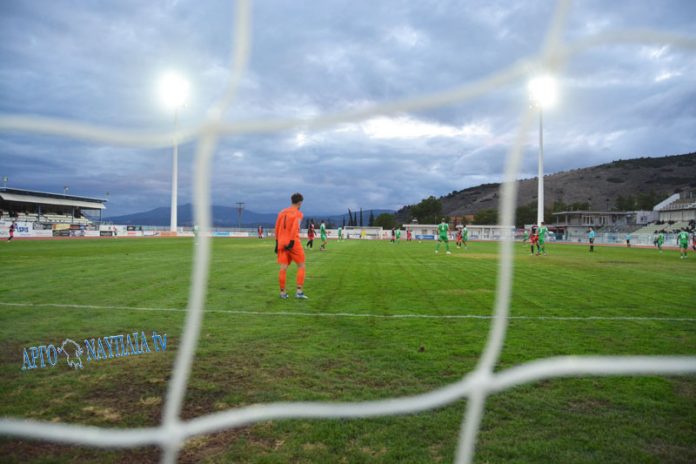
274 192 308 299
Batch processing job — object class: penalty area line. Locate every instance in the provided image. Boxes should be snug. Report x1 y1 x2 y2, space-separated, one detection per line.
0 302 695 322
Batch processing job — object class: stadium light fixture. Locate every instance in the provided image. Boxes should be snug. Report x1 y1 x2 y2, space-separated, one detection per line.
158 72 190 110
528 75 557 109
528 75 558 226
157 71 190 233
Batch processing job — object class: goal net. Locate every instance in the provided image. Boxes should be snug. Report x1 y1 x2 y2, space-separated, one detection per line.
1 0 695 462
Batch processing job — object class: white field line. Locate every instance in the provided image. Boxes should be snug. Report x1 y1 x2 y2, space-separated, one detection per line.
1 302 694 322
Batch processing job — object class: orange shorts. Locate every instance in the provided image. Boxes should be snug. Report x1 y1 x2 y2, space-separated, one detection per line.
277 243 305 265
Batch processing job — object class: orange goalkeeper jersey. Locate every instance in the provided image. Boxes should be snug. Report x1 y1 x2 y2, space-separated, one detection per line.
275 206 303 247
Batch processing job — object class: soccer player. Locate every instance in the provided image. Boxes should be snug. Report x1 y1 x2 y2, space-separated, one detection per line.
7 221 16 242
275 193 308 299
692 231 696 252
257 225 263 239
677 229 689 259
455 227 463 248
337 226 343 241
657 231 665 253
588 227 595 252
523 228 529 244
435 218 451 254
462 225 469 250
530 225 539 255
319 220 327 251
395 227 401 243
306 222 315 249
406 229 412 241
625 232 631 248
538 222 548 255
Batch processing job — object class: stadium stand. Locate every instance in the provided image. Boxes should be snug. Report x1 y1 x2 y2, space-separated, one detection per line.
633 221 695 235
654 191 696 222
0 187 107 227
630 192 696 236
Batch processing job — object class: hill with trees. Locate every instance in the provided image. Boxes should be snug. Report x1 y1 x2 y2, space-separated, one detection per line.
396 152 696 226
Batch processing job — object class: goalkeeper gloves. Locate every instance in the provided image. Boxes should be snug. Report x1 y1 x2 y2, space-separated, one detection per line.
284 240 295 251
274 240 278 254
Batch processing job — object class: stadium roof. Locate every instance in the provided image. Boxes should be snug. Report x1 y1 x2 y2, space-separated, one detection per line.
0 187 107 210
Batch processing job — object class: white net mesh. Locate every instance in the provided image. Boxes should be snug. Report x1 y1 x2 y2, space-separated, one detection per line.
1 1 695 462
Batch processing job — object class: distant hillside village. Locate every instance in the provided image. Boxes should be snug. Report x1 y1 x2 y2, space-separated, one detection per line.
1 152 695 244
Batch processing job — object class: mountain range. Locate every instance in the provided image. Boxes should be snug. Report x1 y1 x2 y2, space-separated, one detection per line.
104 205 395 227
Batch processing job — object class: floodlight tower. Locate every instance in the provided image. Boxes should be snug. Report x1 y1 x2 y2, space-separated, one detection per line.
528 75 557 226
158 71 190 233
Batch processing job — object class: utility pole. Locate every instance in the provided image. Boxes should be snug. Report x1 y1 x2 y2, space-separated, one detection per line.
235 202 245 230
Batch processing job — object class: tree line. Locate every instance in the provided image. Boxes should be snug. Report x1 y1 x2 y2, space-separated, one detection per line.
301 189 665 230
303 208 377 229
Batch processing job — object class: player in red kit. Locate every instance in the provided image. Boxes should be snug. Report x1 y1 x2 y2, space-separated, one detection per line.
8 221 16 242
529 225 539 255
306 222 315 249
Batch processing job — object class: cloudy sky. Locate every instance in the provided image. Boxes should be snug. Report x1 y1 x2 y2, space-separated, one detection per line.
1 0 695 216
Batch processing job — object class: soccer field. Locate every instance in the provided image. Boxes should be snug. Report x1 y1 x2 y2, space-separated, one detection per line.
1 238 695 463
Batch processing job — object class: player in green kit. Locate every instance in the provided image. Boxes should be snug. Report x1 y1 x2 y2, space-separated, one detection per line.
395 227 401 243
462 225 469 249
537 222 548 255
677 229 689 259
319 220 328 251
657 231 665 253
337 226 343 241
435 218 451 254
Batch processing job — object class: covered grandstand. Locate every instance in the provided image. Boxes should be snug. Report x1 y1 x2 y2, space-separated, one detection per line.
554 191 696 246
0 187 107 237
632 191 696 236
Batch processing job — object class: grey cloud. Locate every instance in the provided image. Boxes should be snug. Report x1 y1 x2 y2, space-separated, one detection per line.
1 0 695 217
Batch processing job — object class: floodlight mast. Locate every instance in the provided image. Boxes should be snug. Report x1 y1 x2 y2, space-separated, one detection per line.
528 75 557 226
170 109 179 233
537 108 544 226
158 72 190 233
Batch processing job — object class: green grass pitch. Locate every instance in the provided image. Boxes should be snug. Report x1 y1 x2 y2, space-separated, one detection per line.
1 237 695 463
